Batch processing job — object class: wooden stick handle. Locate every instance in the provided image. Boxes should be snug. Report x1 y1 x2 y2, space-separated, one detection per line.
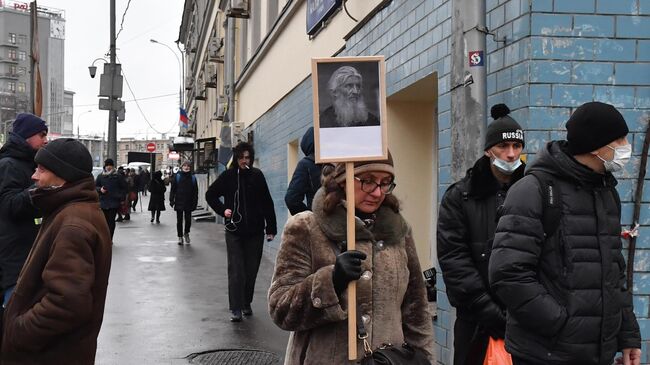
345 162 357 360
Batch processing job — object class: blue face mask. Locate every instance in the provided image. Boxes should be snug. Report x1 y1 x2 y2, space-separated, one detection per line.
491 152 522 175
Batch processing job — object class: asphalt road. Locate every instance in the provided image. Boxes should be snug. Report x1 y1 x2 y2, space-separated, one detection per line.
95 193 289 365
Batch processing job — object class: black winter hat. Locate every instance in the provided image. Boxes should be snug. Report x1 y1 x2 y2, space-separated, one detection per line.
13 113 48 139
35 138 93 182
104 158 115 167
484 104 525 151
566 102 629 155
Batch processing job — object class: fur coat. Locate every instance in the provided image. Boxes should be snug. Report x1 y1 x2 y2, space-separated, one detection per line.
268 188 434 364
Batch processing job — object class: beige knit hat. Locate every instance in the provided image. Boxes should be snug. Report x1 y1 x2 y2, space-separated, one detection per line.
333 151 394 183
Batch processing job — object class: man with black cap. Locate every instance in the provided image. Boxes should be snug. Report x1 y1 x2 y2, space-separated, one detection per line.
437 104 525 364
489 101 641 364
0 113 48 307
1 138 112 364
95 158 127 239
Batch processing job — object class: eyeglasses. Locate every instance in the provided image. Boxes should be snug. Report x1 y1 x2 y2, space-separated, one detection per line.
354 177 396 194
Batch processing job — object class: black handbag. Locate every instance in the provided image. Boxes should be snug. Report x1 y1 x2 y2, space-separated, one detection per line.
359 342 431 365
356 306 431 365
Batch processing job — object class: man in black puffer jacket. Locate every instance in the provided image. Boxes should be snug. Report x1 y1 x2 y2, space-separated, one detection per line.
489 102 641 365
0 113 48 307
205 141 277 322
437 104 525 365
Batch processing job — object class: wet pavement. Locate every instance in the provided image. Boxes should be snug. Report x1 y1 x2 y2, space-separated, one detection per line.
95 194 289 365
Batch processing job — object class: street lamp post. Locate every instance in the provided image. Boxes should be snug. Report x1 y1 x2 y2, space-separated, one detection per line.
150 39 183 111
76 110 92 138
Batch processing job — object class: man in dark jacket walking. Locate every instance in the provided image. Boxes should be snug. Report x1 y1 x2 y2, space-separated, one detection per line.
170 160 198 245
0 113 48 307
2 138 112 365
205 141 277 322
284 127 322 215
489 101 641 365
96 158 127 240
437 104 525 365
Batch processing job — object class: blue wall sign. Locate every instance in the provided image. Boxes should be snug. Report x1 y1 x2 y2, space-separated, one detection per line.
307 0 342 35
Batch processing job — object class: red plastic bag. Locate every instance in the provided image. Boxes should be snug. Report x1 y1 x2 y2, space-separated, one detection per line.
483 338 512 365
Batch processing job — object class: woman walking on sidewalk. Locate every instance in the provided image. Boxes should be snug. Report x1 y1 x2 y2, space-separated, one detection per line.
170 161 198 245
147 170 166 223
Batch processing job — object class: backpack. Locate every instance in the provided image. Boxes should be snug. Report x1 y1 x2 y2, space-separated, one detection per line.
529 171 563 238
175 173 197 185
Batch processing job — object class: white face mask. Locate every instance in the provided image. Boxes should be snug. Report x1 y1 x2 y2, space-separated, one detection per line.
597 144 631 172
491 153 522 175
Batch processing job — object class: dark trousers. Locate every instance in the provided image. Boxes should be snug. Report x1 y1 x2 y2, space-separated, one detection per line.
225 231 264 311
150 210 161 221
176 210 192 237
102 208 117 239
453 316 489 365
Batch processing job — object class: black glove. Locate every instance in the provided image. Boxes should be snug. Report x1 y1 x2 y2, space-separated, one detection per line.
472 294 506 339
332 250 367 295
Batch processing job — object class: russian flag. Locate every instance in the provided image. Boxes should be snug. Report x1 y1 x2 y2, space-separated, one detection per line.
180 108 189 126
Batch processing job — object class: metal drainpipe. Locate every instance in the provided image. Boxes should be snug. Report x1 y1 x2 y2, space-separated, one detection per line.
226 17 235 136
468 0 487 142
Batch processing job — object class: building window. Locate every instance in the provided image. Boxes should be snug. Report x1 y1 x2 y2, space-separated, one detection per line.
8 33 16 44
8 49 16 60
17 35 27 45
17 82 25 93
8 82 16 92
10 65 17 76
18 51 26 61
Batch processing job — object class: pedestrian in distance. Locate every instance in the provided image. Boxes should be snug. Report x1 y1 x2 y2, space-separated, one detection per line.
95 158 127 240
268 153 434 364
126 168 139 213
206 141 277 322
140 166 150 196
489 101 642 365
170 160 198 245
148 170 166 223
1 138 112 365
437 104 525 364
284 126 323 215
115 166 127 222
0 113 48 307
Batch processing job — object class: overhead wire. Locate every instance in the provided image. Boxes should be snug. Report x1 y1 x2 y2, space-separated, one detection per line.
117 55 179 135
115 0 133 42
73 92 177 108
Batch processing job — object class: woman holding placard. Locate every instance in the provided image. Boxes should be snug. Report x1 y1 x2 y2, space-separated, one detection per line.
268 153 434 364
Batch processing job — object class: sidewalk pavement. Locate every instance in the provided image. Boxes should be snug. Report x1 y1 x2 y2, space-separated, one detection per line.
95 193 289 365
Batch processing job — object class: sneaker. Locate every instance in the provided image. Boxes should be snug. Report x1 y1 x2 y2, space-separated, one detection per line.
150 218 154 223
178 236 183 245
243 305 253 316
230 310 243 322
184 233 191 244
116 217 124 222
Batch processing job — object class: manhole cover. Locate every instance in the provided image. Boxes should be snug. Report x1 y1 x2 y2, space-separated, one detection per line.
188 349 280 365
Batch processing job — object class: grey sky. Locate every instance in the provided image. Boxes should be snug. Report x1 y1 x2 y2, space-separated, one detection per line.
43 0 184 139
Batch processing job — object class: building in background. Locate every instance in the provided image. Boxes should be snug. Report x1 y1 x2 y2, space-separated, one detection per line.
77 134 106 167
0 1 65 135
62 89 73 136
117 137 173 171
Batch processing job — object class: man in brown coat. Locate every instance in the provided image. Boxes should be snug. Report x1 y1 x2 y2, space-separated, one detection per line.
1 138 112 365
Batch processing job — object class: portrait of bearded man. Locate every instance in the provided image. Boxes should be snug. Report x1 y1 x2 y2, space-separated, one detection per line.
319 66 380 128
